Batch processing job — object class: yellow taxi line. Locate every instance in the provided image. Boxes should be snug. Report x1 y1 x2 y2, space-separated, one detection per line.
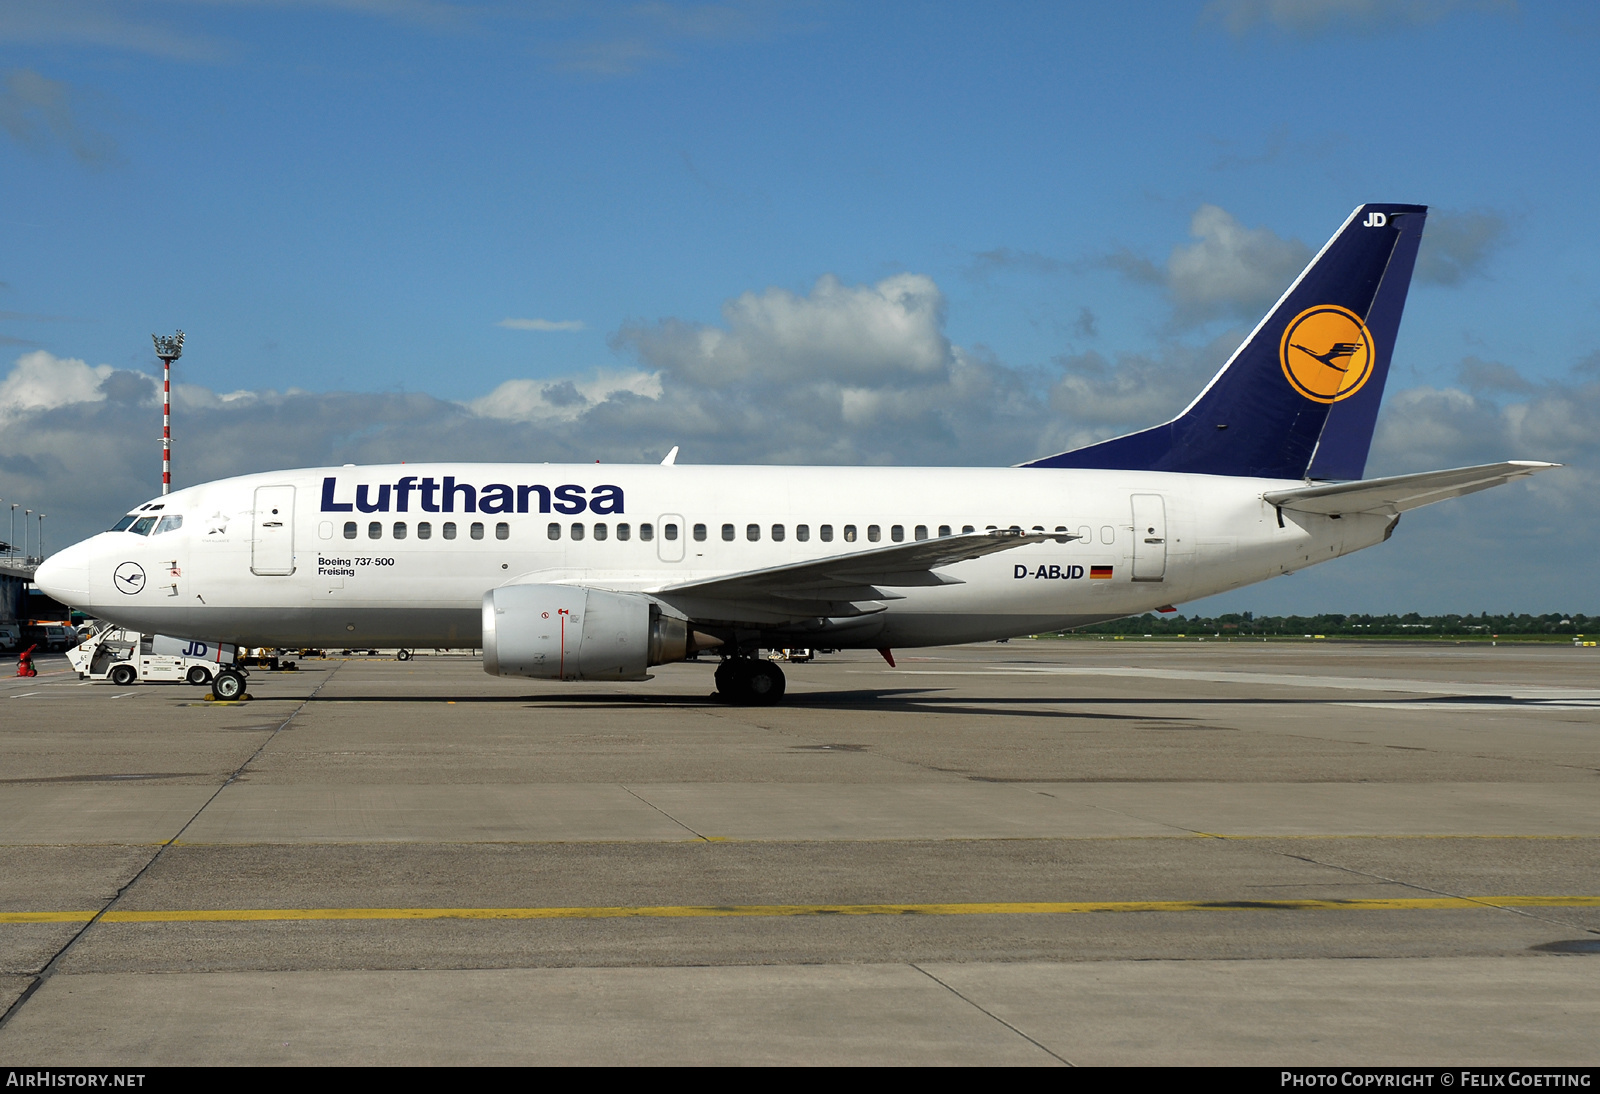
5 894 1599 925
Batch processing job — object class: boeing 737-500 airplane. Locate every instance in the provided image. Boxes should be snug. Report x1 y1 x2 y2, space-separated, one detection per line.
36 204 1557 703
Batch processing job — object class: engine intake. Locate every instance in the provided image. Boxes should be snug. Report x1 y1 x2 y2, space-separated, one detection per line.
481 584 695 681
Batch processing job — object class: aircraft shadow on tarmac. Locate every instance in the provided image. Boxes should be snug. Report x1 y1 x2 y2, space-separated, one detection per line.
296 689 1538 718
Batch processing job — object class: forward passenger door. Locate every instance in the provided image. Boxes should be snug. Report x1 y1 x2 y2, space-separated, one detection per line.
251 485 297 576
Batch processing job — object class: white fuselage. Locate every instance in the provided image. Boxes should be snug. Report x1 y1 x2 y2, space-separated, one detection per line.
38 463 1394 649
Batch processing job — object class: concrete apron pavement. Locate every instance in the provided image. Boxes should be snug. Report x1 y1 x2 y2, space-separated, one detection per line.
1 643 1598 1065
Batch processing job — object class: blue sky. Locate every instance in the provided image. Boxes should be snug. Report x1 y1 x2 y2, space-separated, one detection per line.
1 1 1596 614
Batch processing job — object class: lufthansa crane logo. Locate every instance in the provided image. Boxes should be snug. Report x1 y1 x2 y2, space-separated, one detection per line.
113 561 147 594
1279 304 1376 404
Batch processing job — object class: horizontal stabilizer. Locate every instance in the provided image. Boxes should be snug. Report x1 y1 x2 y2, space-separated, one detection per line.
1263 461 1560 516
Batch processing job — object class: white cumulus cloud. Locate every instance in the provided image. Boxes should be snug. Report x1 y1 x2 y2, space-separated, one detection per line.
1106 204 1311 328
0 350 113 418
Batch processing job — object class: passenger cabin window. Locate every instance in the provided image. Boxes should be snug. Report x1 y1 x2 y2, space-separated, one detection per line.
890 525 904 542
393 522 407 540
471 522 485 540
664 523 678 541
796 525 810 542
843 525 856 542
820 525 834 542
640 524 654 542
495 522 509 541
571 523 585 541
548 523 561 540
593 523 607 541
443 522 457 540
130 516 157 535
111 515 138 532
771 524 785 542
344 521 357 539
914 525 927 541
867 525 881 543
155 515 183 534
963 525 975 534
418 522 432 540
368 522 382 540
618 523 631 541
693 524 706 542
746 524 760 542
722 524 735 542
938 525 951 537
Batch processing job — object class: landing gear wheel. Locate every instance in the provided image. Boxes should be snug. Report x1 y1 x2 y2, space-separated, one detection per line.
714 658 786 706
745 660 786 705
187 666 212 686
212 670 246 700
109 664 137 687
396 648 412 661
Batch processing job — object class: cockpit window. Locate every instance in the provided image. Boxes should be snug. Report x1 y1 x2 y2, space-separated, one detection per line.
154 515 183 535
130 516 158 535
111 515 138 532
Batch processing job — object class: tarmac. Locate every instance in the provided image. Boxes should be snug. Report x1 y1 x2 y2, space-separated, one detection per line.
0 639 1596 1065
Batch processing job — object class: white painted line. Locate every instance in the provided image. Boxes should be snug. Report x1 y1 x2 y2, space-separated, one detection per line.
876 667 1600 702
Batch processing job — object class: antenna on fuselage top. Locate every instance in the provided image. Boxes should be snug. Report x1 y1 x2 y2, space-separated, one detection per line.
660 446 679 466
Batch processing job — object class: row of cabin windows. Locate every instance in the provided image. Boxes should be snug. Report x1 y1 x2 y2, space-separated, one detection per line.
341 520 1118 545
541 523 1115 544
550 522 665 542
344 520 509 541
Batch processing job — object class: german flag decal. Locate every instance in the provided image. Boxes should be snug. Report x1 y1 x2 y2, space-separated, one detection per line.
1090 566 1113 580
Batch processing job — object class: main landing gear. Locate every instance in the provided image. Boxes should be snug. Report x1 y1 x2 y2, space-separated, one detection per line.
713 657 786 706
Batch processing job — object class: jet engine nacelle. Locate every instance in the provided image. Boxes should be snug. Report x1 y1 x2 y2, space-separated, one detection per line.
481 583 691 681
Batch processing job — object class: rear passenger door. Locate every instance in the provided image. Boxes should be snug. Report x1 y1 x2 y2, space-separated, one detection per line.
1130 494 1167 582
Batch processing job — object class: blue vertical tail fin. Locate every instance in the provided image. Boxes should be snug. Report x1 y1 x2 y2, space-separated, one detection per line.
1024 203 1427 480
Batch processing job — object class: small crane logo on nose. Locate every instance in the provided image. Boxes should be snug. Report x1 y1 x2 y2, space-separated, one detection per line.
114 562 147 594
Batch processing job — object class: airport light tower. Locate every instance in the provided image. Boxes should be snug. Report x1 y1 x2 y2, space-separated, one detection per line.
151 331 184 496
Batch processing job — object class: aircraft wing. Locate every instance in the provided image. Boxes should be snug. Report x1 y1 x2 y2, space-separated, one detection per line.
651 530 1055 624
1264 461 1561 516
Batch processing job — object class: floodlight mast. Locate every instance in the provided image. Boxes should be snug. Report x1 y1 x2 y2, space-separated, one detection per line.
151 331 184 496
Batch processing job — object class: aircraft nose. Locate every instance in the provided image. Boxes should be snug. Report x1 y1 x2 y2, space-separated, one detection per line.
34 543 91 605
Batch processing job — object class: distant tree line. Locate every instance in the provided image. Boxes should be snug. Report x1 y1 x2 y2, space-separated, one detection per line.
1059 612 1595 638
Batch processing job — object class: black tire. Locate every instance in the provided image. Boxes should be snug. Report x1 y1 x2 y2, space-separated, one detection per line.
715 658 786 706
213 670 245 700
396 648 412 661
187 666 212 686
109 664 137 687
746 661 786 705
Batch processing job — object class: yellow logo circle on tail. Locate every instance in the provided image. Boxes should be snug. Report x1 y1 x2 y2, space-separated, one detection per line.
1279 305 1375 404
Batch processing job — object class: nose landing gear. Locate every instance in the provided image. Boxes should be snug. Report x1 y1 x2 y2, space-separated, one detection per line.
211 669 247 701
713 657 787 706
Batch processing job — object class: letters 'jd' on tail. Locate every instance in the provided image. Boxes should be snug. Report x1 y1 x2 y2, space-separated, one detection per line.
1024 203 1427 481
